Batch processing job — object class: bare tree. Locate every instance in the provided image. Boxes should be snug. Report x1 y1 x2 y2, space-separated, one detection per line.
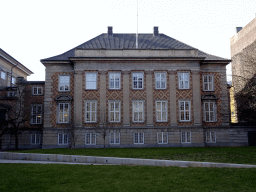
94 113 109 149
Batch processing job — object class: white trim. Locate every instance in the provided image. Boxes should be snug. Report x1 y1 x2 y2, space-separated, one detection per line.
132 72 144 89
1 71 6 80
178 72 190 89
108 100 121 122
85 100 97 123
203 74 214 91
132 100 144 122
157 132 168 144
179 100 191 122
134 132 144 144
58 133 68 145
58 103 70 123
109 72 121 90
155 100 168 122
206 131 216 143
32 86 43 95
85 133 96 145
155 72 167 89
31 134 41 145
203 101 217 122
31 104 42 124
110 132 120 144
181 132 191 143
58 75 70 92
85 72 98 90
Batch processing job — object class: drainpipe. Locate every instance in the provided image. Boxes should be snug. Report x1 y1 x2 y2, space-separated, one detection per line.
10 64 18 87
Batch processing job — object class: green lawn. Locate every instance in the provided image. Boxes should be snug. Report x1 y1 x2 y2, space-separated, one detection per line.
16 146 256 165
0 163 256 192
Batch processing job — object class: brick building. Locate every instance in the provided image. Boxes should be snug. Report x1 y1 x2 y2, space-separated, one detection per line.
0 49 44 150
40 27 233 148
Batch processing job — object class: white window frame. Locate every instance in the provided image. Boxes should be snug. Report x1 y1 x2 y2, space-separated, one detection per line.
32 87 43 95
31 104 42 124
157 132 168 144
206 131 216 143
85 133 96 145
179 100 191 122
132 72 144 89
155 72 166 89
85 101 97 123
11 77 16 85
156 100 168 122
58 103 70 123
109 100 121 122
7 91 17 97
178 72 189 89
59 75 70 92
110 132 120 144
203 75 214 91
203 101 217 122
85 72 97 90
134 132 144 144
109 72 121 89
132 100 144 122
58 133 68 145
1 71 6 80
181 132 191 143
31 134 41 145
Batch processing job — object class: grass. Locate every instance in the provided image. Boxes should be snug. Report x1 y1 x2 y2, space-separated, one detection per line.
1 163 256 192
15 146 256 165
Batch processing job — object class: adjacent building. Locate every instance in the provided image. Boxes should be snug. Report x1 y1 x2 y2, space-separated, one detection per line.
40 27 233 148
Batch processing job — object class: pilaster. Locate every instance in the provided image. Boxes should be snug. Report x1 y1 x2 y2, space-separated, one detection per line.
74 70 83 127
99 70 107 126
168 70 177 126
145 70 154 126
122 71 130 127
192 70 202 125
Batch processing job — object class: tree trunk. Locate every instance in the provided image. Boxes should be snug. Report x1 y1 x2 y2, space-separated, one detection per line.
14 129 18 150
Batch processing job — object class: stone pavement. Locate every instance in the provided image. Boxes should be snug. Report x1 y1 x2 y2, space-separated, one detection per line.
1 152 256 168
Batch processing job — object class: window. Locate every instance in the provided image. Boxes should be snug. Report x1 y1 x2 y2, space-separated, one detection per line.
204 102 216 122
32 87 43 95
109 101 120 122
132 101 144 122
155 72 166 89
109 73 120 89
132 72 143 89
85 133 96 145
11 77 16 84
1 71 6 80
31 134 41 144
157 132 168 144
178 72 189 89
110 133 120 144
179 101 190 121
181 132 191 143
206 131 216 143
85 72 97 90
203 75 214 91
31 105 42 124
58 133 68 145
58 103 69 123
59 75 70 91
85 101 97 122
156 101 167 122
7 91 17 97
134 132 144 144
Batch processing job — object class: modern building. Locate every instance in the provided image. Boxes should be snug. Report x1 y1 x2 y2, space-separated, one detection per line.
40 27 234 148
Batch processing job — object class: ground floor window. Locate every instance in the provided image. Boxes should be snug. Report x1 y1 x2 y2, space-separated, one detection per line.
110 132 120 144
134 132 144 144
157 132 168 144
85 133 96 145
181 132 191 143
58 133 68 145
31 134 41 145
206 131 216 143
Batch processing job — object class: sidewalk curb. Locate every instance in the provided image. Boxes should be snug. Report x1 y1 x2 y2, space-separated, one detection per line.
1 152 256 168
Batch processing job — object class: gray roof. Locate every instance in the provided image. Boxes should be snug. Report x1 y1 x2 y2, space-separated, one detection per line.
41 33 229 61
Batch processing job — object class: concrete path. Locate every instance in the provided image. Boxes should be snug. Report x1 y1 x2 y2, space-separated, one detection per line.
1 152 256 168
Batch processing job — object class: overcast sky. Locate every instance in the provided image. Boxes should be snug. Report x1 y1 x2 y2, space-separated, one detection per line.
1 0 256 81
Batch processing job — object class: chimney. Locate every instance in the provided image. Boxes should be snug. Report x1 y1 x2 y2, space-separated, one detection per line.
108 26 113 36
236 27 243 33
153 26 159 36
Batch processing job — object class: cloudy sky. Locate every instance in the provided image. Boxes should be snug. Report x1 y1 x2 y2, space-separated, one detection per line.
1 0 256 81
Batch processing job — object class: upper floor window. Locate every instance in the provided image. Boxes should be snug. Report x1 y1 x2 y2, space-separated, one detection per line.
132 72 143 89
58 103 69 123
1 71 6 80
59 75 70 91
203 101 216 122
109 101 120 122
156 101 167 122
203 75 214 91
179 100 191 121
109 73 120 89
85 72 97 90
32 87 43 95
132 100 144 122
155 72 166 89
85 101 97 123
12 77 16 85
31 105 42 124
178 72 189 89
7 91 17 97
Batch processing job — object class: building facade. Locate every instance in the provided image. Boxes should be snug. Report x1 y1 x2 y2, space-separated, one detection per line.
40 27 234 149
